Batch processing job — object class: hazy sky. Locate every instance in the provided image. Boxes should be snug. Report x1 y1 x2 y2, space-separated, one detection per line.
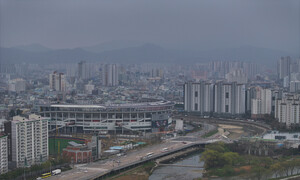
0 0 299 53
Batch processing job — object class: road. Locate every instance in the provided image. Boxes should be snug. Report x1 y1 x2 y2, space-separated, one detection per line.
47 118 256 180
46 122 217 180
48 140 200 180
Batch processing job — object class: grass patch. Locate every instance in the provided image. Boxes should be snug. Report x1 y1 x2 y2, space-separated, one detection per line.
202 129 218 138
49 138 84 155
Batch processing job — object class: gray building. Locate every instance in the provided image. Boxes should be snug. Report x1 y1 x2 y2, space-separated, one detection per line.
184 81 246 115
102 64 119 86
278 56 291 80
214 81 246 114
184 82 213 113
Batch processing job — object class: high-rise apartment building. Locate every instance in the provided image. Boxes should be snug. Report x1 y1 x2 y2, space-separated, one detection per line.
184 82 214 113
290 81 300 93
184 81 245 115
0 134 8 174
278 56 291 80
102 64 119 86
275 94 300 128
49 71 66 92
11 114 48 168
225 69 248 84
214 81 246 114
251 87 272 118
78 61 92 80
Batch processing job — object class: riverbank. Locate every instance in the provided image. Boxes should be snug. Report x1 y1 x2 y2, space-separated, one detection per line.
106 147 202 180
149 153 204 180
202 142 300 180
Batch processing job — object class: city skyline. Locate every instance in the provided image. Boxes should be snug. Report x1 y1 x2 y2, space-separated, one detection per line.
1 1 300 179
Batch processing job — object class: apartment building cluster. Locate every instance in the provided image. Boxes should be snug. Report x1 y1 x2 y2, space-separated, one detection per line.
184 81 246 115
209 61 258 80
0 114 49 174
277 56 300 89
184 81 283 118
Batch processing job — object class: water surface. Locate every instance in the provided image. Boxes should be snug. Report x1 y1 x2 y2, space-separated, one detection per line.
149 154 204 180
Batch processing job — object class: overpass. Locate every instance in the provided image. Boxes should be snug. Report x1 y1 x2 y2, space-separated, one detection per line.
91 139 219 180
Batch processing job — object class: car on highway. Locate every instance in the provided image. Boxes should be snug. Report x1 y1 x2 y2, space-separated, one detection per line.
162 148 169 152
146 152 154 157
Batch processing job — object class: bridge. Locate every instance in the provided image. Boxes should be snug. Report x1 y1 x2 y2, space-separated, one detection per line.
92 139 219 180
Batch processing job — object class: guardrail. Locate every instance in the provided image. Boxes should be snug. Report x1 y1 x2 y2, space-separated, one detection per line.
92 141 208 180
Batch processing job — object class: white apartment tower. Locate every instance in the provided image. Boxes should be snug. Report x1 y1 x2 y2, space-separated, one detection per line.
11 114 48 168
184 82 214 113
214 82 246 114
275 94 300 128
49 71 66 92
251 87 272 118
0 135 8 174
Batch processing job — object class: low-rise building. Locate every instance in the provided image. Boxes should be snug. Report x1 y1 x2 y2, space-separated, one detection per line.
63 142 92 164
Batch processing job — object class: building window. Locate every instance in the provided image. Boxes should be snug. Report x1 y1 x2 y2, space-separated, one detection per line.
225 105 229 113
226 92 229 98
195 103 198 111
195 91 198 97
293 135 298 138
275 136 286 140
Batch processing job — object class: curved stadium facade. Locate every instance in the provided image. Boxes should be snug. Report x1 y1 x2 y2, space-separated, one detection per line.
38 101 174 133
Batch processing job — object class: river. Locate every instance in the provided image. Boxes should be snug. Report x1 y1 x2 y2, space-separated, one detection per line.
149 153 204 180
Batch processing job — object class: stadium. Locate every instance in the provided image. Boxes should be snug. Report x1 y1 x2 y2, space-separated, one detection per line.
38 101 174 134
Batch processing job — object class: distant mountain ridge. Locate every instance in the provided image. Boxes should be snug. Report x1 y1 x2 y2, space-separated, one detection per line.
82 40 146 53
0 43 297 66
13 43 52 52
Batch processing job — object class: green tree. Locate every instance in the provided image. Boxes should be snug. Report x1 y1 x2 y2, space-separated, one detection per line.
205 142 227 153
201 149 225 169
270 162 284 178
251 165 270 180
222 152 240 166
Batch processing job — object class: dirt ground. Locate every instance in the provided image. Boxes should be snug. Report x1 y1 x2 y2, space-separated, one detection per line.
218 124 245 139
